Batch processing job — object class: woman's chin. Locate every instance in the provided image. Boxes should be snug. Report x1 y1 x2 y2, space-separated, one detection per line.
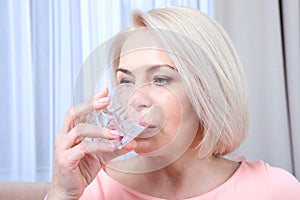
133 139 172 156
133 139 160 154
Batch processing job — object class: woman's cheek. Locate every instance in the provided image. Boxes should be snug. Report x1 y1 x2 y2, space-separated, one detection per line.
162 101 182 131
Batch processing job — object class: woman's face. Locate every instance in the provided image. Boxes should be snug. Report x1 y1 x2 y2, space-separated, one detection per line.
116 30 199 155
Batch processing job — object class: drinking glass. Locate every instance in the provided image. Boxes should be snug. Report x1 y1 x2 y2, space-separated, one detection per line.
86 83 149 149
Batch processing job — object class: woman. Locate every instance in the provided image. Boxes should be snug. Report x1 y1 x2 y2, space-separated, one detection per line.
46 6 300 199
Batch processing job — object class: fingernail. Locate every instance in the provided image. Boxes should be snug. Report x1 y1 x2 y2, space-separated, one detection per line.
110 130 120 136
99 97 109 103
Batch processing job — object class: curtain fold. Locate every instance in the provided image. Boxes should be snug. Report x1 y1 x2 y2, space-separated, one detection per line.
214 0 299 179
281 0 300 178
1 0 37 180
0 0 212 182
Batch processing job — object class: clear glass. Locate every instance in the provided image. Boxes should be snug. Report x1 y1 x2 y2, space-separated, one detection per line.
86 83 149 149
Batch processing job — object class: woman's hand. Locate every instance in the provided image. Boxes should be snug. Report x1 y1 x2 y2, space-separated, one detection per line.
47 88 136 200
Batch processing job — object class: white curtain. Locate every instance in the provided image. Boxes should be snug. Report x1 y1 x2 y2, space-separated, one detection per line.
214 0 300 179
0 0 213 182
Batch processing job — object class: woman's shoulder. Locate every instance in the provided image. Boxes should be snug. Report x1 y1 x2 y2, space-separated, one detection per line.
240 160 299 183
262 161 300 196
238 160 300 199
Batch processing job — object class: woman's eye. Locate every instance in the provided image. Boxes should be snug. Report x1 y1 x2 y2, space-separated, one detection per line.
119 78 135 84
153 76 171 86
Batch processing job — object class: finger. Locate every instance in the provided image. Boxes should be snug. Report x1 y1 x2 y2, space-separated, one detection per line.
83 141 119 155
76 139 138 166
57 123 121 150
92 140 137 166
74 87 111 121
57 139 118 170
61 88 110 133
121 140 137 152
56 142 87 168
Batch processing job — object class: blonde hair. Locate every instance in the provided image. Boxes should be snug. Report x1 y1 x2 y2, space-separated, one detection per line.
110 6 249 158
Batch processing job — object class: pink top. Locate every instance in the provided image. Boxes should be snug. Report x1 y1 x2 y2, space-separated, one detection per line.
80 160 300 200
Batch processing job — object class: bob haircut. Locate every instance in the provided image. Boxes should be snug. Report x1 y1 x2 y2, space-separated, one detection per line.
109 6 249 158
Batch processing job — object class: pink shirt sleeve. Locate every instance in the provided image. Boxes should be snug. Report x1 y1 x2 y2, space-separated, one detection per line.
264 162 300 200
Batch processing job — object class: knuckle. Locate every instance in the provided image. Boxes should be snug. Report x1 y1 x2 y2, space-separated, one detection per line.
55 153 75 170
66 107 74 117
75 123 86 134
73 123 87 139
79 142 88 155
76 122 86 130
66 107 78 123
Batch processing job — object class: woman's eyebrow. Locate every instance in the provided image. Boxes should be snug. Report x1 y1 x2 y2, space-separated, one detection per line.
115 68 133 76
147 64 178 72
116 64 178 74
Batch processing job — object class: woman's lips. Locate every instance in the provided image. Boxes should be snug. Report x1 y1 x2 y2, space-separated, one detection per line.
137 122 160 138
138 121 156 128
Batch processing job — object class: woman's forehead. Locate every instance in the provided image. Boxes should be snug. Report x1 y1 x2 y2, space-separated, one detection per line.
118 49 175 71
121 29 162 53
118 29 176 71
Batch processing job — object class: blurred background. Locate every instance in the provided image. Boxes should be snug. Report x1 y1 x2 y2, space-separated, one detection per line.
0 0 299 181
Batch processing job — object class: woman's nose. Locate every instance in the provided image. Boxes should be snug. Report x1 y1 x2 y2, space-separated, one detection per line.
130 86 153 111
